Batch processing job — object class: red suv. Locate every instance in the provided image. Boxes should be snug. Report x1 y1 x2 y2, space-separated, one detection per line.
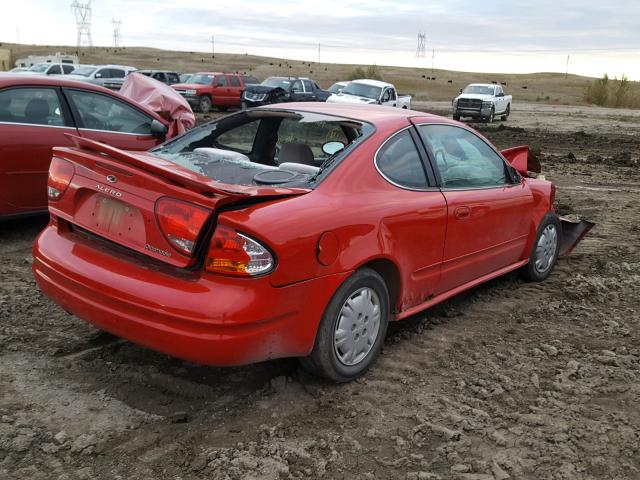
171 72 259 113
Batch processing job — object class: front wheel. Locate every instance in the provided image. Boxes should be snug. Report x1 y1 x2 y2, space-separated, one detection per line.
485 108 495 123
300 268 390 382
519 213 561 282
198 95 212 114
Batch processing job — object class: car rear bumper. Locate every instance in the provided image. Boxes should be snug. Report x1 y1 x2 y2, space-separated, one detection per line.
33 224 349 366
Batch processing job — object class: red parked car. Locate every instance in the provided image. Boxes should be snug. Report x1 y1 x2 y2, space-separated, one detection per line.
33 103 591 381
0 74 173 219
171 72 259 113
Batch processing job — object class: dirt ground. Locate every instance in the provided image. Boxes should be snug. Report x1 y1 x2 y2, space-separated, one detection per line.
1 102 639 480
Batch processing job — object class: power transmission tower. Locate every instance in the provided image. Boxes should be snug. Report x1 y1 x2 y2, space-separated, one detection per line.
70 0 93 48
112 18 122 48
415 31 426 59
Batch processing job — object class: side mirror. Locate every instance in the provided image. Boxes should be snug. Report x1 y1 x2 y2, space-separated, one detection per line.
322 141 345 156
497 92 504 97
150 119 168 139
459 89 463 94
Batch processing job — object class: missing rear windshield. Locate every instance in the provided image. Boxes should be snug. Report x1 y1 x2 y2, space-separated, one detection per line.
151 110 373 188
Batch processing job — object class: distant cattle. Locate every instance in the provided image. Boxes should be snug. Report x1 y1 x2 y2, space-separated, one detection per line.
447 80 453 83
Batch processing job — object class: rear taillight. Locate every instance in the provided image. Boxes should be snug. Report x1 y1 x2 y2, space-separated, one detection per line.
47 157 75 201
205 225 274 276
155 198 211 256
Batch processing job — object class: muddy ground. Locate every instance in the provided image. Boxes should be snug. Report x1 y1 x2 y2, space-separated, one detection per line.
1 103 639 480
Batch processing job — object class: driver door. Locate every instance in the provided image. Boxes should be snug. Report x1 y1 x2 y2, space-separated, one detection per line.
62 88 163 151
290 80 307 102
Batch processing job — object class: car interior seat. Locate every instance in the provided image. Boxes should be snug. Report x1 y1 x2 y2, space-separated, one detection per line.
278 143 316 167
24 99 51 125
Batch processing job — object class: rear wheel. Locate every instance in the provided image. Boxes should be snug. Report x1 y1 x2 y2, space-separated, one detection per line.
519 213 561 282
198 95 212 113
300 268 390 382
501 104 510 121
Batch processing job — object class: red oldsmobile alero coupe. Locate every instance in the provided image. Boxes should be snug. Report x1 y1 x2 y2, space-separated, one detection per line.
0 74 174 219
32 103 592 381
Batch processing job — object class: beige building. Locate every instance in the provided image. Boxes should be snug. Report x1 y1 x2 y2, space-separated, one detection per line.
0 49 12 71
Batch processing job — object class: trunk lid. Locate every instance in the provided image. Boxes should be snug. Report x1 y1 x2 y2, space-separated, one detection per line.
50 135 310 268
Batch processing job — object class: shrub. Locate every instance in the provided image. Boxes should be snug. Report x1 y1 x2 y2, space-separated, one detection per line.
585 74 609 106
348 65 384 81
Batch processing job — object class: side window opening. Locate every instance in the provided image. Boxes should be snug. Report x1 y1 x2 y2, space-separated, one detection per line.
418 125 509 188
66 89 153 134
0 87 65 126
230 76 241 87
375 130 428 189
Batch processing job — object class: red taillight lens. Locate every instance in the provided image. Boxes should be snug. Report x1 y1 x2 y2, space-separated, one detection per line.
155 198 211 256
47 157 75 201
205 225 274 276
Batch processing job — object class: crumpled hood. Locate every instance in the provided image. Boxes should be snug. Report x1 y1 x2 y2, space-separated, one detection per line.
120 72 195 136
244 84 283 94
327 93 377 104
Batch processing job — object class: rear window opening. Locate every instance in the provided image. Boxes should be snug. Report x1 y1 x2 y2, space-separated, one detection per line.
151 110 373 188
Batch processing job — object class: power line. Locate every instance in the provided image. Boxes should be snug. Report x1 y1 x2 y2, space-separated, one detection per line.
70 0 93 48
415 31 426 59
112 18 122 48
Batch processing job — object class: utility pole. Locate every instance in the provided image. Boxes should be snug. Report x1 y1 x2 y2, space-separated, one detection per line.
565 55 570 79
318 43 321 64
211 35 215 58
16 26 20 44
431 49 435 74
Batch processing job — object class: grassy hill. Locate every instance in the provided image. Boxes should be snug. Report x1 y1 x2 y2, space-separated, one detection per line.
0 42 625 105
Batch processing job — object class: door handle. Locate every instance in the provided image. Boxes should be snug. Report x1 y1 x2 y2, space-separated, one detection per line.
454 206 470 219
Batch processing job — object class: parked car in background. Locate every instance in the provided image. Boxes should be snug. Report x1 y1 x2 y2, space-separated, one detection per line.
328 81 348 94
32 102 591 382
64 64 137 91
0 74 174 219
138 70 181 85
452 83 512 122
327 79 411 109
242 76 331 108
23 62 76 75
179 73 195 84
171 72 260 113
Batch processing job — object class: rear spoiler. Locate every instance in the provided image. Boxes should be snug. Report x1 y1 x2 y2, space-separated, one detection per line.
501 145 541 177
62 134 311 199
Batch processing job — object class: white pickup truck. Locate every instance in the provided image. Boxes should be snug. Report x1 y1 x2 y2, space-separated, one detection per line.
452 83 512 122
327 79 411 109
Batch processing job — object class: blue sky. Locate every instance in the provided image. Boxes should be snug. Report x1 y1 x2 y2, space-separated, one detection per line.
2 0 639 79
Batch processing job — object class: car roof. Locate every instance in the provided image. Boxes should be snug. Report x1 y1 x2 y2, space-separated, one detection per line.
350 79 393 88
467 83 496 87
0 73 162 120
257 102 453 125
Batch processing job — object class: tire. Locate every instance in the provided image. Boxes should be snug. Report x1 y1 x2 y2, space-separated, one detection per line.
518 213 562 282
218 106 228 112
501 104 510 121
300 268 390 382
484 108 495 123
198 95 212 114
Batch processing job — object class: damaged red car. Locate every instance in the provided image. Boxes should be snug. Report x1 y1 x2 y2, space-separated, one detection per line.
33 103 591 381
0 73 192 219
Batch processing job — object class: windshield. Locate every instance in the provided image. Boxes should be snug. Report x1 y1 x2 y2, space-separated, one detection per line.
190 74 214 85
28 64 50 73
463 85 495 95
71 66 97 77
262 78 291 89
328 83 346 93
341 82 382 100
151 110 373 188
